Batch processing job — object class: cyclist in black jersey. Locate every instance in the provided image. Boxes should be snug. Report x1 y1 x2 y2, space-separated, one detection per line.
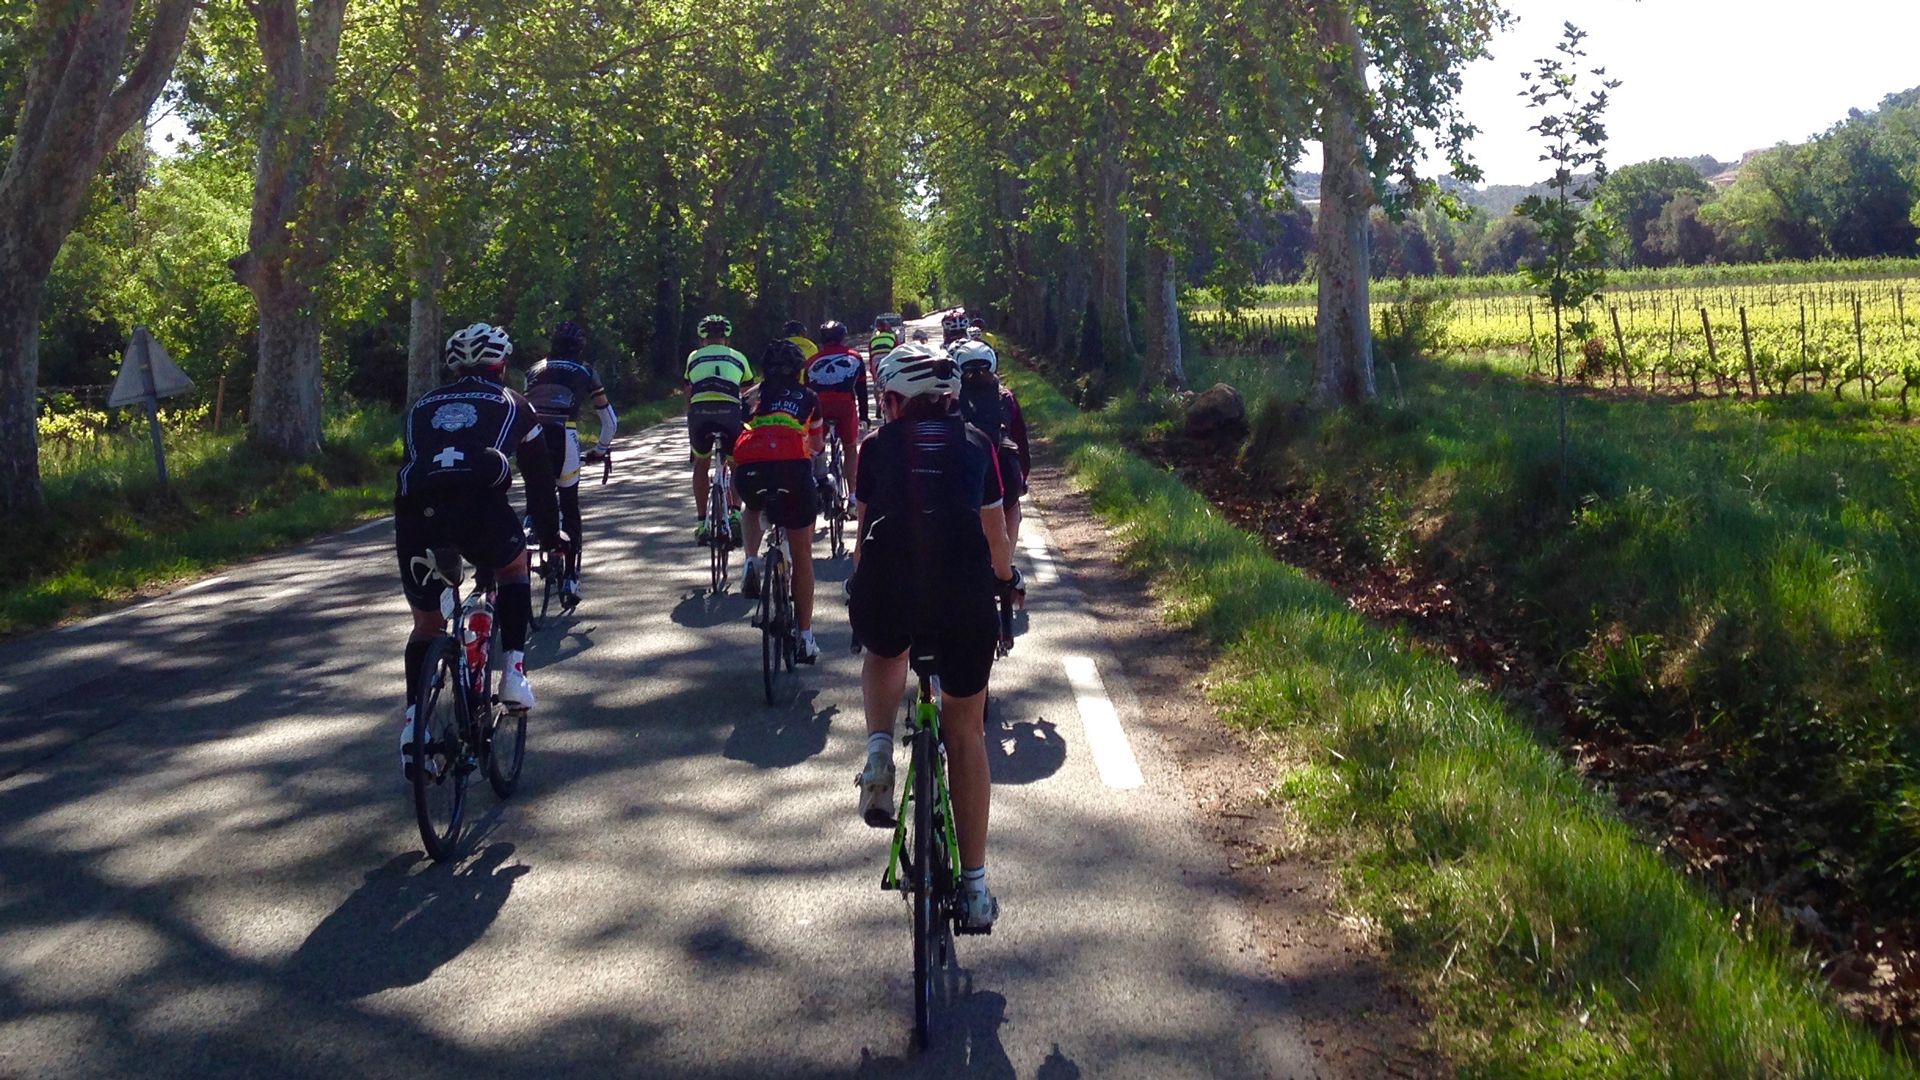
850 343 1018 931
526 320 615 603
394 322 564 778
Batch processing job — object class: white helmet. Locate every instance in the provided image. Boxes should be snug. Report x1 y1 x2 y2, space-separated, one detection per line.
445 322 512 372
949 339 997 375
876 344 959 400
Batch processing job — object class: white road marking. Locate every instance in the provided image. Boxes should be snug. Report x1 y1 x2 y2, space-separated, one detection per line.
58 576 233 634
1020 523 1059 585
345 517 392 536
1062 654 1143 790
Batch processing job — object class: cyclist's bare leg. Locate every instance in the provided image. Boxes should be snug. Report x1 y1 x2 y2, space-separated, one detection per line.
743 505 764 567
862 649 910 739
1006 496 1023 547
940 688 991 869
792 525 816 631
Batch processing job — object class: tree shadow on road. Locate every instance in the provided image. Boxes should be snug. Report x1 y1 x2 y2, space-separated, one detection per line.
283 841 530 1002
854 988 1081 1079
671 587 755 629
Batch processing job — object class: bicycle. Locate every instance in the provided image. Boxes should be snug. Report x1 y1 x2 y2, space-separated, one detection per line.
753 523 797 704
705 431 737 594
877 586 1017 1048
405 547 528 862
524 447 609 630
822 421 851 560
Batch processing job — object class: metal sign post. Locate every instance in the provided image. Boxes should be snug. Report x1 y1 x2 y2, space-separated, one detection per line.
107 327 195 489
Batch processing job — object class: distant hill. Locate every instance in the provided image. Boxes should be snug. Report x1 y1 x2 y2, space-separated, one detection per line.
1289 155 1734 217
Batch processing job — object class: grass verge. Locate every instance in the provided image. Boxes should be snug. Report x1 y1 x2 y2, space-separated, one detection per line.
1005 362 1914 1077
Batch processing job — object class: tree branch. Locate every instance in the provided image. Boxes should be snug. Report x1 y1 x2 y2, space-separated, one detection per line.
101 0 199 141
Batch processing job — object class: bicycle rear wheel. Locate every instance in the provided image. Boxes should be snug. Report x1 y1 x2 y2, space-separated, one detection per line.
411 636 469 861
486 704 526 798
911 726 936 1048
760 569 777 704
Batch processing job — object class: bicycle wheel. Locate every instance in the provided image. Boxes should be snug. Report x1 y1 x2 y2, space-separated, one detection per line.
411 635 469 861
911 725 936 1048
486 703 526 799
760 568 777 704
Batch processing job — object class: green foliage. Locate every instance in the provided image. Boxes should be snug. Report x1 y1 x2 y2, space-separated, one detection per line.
1012 361 1912 1078
1595 158 1712 268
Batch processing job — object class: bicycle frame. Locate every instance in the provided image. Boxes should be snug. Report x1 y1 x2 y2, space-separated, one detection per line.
881 679 962 896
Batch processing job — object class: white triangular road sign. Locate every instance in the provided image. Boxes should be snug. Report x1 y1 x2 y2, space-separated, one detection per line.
107 327 194 407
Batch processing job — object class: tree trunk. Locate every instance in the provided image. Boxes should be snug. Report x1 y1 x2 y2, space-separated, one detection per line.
233 0 348 458
1091 127 1133 368
405 285 443 405
0 274 47 513
250 295 325 458
1142 242 1186 390
1312 2 1376 407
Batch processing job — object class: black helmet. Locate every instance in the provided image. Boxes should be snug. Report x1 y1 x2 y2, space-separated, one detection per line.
760 338 807 380
781 319 807 337
551 319 585 353
818 320 847 344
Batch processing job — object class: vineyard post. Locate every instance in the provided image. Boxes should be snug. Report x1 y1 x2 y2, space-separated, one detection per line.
1899 286 1907 339
1700 308 1720 394
213 376 226 432
1609 306 1631 389
1738 306 1758 398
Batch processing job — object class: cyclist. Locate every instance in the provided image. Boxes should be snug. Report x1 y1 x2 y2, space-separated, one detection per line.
804 319 866 495
525 319 615 604
865 318 898 422
783 319 818 362
951 339 1032 553
686 314 755 545
734 339 824 662
967 316 986 341
394 322 564 777
850 343 1018 931
939 311 969 346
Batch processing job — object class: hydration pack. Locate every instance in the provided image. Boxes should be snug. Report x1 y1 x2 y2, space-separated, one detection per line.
958 371 1008 446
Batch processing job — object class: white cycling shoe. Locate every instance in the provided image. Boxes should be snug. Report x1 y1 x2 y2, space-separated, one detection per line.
399 707 418 782
797 632 820 664
958 889 1001 934
857 749 895 828
498 653 535 711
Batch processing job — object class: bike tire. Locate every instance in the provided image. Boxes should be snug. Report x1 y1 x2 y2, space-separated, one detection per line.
487 704 526 799
911 726 936 1048
760 578 777 705
411 635 469 862
534 555 556 630
778 561 797 672
710 522 725 595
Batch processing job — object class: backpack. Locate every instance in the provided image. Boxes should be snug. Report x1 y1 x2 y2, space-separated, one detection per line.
957 370 1008 446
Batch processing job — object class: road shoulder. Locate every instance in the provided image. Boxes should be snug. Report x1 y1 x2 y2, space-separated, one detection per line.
1025 455 1442 1079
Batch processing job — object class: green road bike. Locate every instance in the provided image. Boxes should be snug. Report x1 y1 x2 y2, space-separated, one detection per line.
407 547 528 862
881 649 969 1049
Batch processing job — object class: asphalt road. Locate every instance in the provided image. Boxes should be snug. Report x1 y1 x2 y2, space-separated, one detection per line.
0 377 1319 1078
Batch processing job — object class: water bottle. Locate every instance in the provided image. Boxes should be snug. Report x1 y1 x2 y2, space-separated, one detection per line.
463 597 494 671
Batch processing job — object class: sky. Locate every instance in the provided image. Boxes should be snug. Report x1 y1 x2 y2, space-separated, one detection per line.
1448 0 1920 185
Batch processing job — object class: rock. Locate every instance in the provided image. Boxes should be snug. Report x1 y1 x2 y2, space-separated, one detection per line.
1184 382 1248 443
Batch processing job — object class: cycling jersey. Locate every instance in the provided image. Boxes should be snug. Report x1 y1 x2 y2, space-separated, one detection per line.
734 381 822 465
398 376 543 498
805 345 864 393
685 345 755 404
787 335 819 361
869 331 898 354
525 357 604 423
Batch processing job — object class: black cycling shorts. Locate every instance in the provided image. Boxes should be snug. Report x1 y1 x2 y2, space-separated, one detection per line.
688 401 743 459
849 574 999 698
395 491 525 612
734 459 818 531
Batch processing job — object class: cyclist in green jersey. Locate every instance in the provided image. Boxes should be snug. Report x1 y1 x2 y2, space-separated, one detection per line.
686 314 756 544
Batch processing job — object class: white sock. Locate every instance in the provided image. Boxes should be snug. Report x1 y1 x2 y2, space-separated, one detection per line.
962 865 989 897
505 649 526 672
800 629 816 645
867 731 893 757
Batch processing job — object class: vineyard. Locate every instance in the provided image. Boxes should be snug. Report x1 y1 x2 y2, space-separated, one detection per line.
1192 267 1920 409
